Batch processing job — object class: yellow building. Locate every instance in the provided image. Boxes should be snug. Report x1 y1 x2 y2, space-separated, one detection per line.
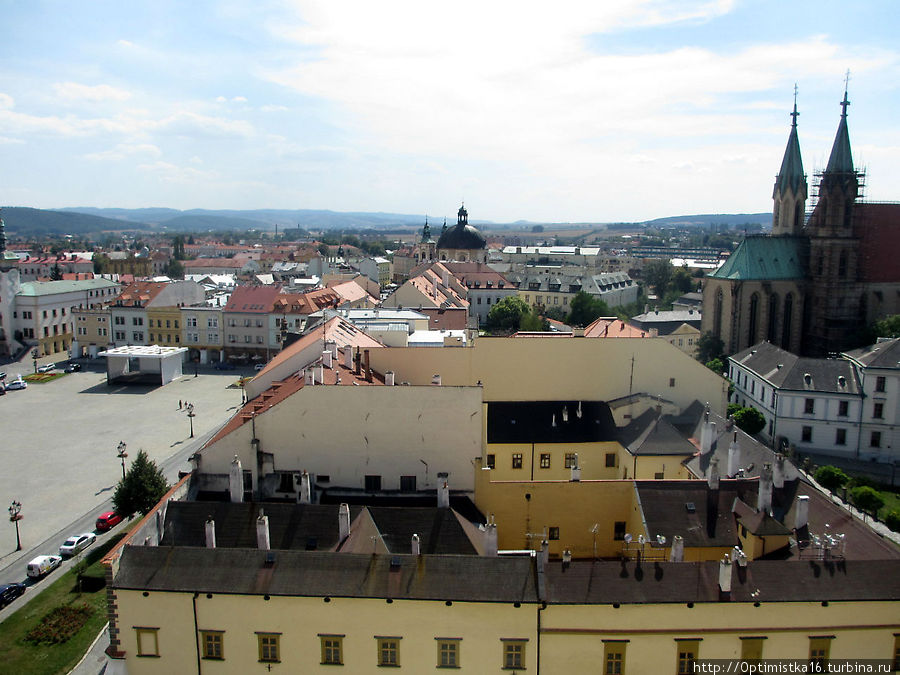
146 306 182 347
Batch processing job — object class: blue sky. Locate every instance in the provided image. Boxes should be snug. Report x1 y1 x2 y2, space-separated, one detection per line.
2 0 898 223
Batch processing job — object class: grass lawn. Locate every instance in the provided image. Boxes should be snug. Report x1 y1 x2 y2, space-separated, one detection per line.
877 488 900 522
0 534 124 675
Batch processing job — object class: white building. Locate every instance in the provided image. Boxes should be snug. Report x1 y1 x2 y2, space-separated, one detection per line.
842 339 900 462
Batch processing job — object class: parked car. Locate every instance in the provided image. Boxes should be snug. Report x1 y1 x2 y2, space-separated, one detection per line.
59 532 96 557
26 555 62 578
0 371 6 381
0 582 25 608
95 511 123 532
254 363 266 371
4 379 26 391
37 363 57 373
213 361 235 370
64 363 82 373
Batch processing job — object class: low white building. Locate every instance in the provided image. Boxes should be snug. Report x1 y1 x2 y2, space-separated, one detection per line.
842 339 900 462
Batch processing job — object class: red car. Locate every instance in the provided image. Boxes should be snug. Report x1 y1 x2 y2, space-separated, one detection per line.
95 511 123 532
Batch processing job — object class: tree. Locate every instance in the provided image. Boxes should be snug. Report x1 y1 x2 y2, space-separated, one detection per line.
814 465 849 494
543 306 569 323
485 296 534 333
696 332 725 363
49 263 63 281
731 407 765 435
567 291 610 328
850 485 885 517
671 267 694 294
519 312 549 332
885 510 900 532
872 314 900 339
165 258 185 279
643 259 673 294
172 235 186 260
113 449 169 517
705 357 725 375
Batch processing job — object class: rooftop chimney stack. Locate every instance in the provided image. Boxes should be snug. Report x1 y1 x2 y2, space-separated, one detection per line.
364 349 372 382
305 368 315 385
437 478 450 508
316 364 325 384
795 495 810 529
229 455 243 503
344 346 353 370
385 370 395 386
256 510 271 550
431 373 442 386
484 514 498 557
708 457 720 489
718 554 733 599
540 539 550 570
322 349 333 368
299 470 311 504
205 516 216 548
732 546 748 567
758 462 773 516
411 533 421 556
727 432 740 478
669 535 684 562
338 503 351 542
700 408 715 455
773 453 785 489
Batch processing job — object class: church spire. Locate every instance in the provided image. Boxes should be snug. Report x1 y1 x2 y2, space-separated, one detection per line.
771 87 807 236
825 75 854 174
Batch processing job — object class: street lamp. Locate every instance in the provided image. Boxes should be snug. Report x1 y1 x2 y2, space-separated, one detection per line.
8 500 22 551
186 403 195 438
32 349 39 374
117 441 128 480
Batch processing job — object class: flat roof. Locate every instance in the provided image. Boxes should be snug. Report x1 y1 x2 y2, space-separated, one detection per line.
99 345 188 358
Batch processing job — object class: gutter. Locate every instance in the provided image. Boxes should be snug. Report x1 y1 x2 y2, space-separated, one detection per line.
192 592 202 675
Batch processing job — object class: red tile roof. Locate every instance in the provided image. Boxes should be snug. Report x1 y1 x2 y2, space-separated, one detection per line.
224 285 283 313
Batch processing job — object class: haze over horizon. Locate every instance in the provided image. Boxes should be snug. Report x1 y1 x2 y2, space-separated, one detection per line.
2 1 899 224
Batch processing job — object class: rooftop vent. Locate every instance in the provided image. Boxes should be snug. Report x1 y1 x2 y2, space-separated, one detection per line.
685 502 696 513
390 556 402 570
804 373 812 385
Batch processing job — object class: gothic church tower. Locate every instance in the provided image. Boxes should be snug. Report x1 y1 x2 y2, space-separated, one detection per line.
771 98 807 236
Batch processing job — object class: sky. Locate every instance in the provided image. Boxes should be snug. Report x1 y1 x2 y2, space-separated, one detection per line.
2 0 899 224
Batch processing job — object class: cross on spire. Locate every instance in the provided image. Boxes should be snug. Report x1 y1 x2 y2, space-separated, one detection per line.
840 69 851 117
791 83 799 127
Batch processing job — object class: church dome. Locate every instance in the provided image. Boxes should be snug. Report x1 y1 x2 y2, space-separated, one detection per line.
437 204 486 250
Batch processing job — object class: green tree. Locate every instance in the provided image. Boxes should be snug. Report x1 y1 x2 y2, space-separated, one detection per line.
705 357 725 375
485 296 535 333
850 485 885 517
50 263 63 280
732 407 765 435
671 267 694 294
543 306 569 323
872 314 900 338
643 259 673 294
172 235 186 260
519 312 549 331
814 465 849 494
566 291 610 328
885 510 900 532
696 332 725 363
165 258 185 279
113 449 169 517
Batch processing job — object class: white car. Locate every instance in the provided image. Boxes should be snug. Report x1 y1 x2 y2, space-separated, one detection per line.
37 363 57 373
4 379 27 390
254 363 266 371
26 555 62 578
59 532 97 557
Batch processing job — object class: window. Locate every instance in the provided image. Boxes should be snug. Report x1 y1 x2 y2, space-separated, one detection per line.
564 453 577 469
809 637 832 669
875 376 886 392
114 316 125 325
187 317 198 327
115 331 126 341
835 429 847 446
320 634 343 665
548 526 559 540
613 521 626 541
365 475 382 491
376 637 400 667
740 637 765 661
502 640 526 670
605 453 616 468
801 426 812 443
603 641 627 674
209 317 218 328
256 335 264 344
201 631 224 660
244 335 251 343
400 475 416 492
871 431 882 448
654 472 665 480
539 453 550 469
132 317 143 326
804 398 815 414
437 638 460 668
165 319 171 328
873 402 884 419
675 639 700 675
256 319 264 328
174 320 179 329
257 633 280 663
135 627 160 657
512 453 523 469
838 400 849 417
486 454 495 469
669 377 676 387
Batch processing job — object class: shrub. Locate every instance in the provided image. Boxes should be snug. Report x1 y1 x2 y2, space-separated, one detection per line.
885 510 900 532
814 465 849 494
850 485 885 516
732 406 765 435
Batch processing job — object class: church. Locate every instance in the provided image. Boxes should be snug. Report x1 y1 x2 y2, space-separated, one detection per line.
701 90 900 357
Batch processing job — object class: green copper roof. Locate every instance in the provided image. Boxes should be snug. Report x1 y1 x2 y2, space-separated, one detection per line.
710 236 805 280
774 104 805 196
17 278 119 296
825 91 854 174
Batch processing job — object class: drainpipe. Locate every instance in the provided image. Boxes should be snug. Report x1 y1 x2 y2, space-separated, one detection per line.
192 592 202 675
855 389 864 459
536 601 545 675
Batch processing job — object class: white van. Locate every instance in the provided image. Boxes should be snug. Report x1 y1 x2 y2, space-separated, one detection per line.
26 555 62 578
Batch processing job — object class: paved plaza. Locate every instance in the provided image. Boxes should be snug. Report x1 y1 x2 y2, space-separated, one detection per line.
0 356 249 567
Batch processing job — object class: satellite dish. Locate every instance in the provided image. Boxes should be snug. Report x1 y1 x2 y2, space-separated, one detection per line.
623 533 633 544
638 534 645 545
657 535 666 545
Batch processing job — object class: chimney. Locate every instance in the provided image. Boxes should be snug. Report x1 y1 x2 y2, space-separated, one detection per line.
229 455 243 503
354 348 361 375
437 477 450 508
727 432 740 478
305 368 315 385
669 535 684 562
316 364 324 384
700 411 716 455
758 463 773 516
649 328 659 338
708 457 720 489
344 346 353 370
256 510 270 550
364 349 372 382
732 546 748 567
322 349 333 368
442 268 450 287
540 539 550 569
385 370 395 386
411 533 421 556
795 495 810 529
484 514 498 557
718 554 733 598
773 453 785 489
431 373 442 386
338 503 351 541
570 453 581 482
327 340 338 359
205 516 216 548
299 470 311 504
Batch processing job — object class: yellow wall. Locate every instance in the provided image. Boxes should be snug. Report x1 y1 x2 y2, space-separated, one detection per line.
368 337 728 414
147 307 183 347
116 590 537 674
485 441 624 481
631 454 693 480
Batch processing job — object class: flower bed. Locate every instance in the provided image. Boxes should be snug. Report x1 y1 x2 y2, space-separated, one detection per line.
24 604 94 645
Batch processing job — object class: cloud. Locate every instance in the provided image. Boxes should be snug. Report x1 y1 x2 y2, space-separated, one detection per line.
153 111 255 138
54 82 132 103
232 96 248 103
117 39 135 48
260 104 288 112
0 93 14 109
85 143 162 161
137 160 218 183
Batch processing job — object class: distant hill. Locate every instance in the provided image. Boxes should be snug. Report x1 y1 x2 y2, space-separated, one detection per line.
1 206 152 237
643 213 770 228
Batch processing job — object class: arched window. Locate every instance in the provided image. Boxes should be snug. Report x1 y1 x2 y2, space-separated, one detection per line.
794 201 804 230
781 293 793 350
748 293 760 346
713 288 723 339
767 294 779 342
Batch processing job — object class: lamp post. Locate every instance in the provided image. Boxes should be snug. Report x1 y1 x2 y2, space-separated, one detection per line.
117 441 128 480
8 500 22 551
32 349 39 374
186 403 195 438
